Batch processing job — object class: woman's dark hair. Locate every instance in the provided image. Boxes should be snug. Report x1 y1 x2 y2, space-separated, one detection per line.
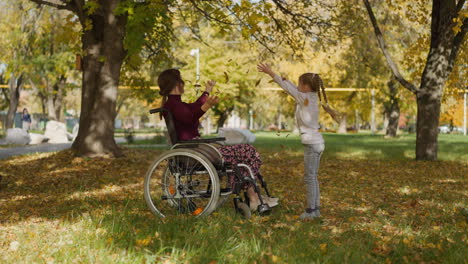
157 69 184 118
23 108 28 114
158 69 183 96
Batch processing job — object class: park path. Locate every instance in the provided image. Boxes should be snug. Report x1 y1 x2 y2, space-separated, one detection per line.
0 137 162 160
0 143 73 159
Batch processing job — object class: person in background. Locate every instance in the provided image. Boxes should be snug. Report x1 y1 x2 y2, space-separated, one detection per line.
21 108 32 132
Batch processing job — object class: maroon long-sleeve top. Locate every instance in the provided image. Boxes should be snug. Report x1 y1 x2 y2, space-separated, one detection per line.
164 92 209 141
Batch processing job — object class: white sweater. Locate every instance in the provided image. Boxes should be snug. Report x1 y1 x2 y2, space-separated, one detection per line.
273 74 324 145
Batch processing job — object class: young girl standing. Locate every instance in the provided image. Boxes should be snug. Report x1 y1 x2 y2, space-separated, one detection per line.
258 63 327 219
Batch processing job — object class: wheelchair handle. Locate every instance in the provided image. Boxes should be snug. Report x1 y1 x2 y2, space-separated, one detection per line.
149 108 168 114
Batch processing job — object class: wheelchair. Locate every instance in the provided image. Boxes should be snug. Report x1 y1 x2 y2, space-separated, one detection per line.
144 108 274 218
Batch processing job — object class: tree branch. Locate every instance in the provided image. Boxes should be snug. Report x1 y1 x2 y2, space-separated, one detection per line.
187 0 240 26
222 4 277 54
28 0 74 11
456 0 466 13
362 0 419 94
271 0 334 28
448 16 468 73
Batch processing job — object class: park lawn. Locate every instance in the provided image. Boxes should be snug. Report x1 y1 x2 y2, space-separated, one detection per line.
254 132 468 161
0 133 467 263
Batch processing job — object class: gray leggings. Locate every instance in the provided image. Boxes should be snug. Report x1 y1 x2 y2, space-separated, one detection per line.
303 143 325 210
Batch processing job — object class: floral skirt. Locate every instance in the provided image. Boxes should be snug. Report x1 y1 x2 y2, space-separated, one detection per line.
218 144 262 183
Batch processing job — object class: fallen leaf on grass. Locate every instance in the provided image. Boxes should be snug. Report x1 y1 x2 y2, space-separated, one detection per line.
319 243 327 254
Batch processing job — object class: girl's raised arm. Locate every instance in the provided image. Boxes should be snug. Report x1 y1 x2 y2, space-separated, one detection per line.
257 63 300 99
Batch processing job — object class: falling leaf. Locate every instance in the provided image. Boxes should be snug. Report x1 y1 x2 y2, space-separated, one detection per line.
224 72 229 83
285 134 290 138
246 69 250 74
255 79 261 87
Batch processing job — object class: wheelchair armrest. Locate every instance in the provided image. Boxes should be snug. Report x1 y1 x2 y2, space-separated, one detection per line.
178 137 226 144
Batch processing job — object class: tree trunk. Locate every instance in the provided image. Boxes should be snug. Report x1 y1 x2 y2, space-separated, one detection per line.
46 80 58 121
216 112 230 131
216 107 233 132
5 74 23 130
414 2 457 161
415 44 448 160
386 107 399 137
45 76 66 121
382 112 388 133
385 78 400 137
71 2 127 157
54 76 65 121
40 98 46 116
338 115 347 134
416 93 441 161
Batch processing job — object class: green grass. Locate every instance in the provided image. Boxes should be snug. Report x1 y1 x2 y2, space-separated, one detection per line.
0 132 467 263
253 131 468 161
119 135 167 146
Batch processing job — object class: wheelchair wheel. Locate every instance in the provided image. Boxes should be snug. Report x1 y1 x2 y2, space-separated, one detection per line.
144 149 220 218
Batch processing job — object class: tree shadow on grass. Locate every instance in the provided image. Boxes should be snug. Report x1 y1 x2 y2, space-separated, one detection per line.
0 149 161 224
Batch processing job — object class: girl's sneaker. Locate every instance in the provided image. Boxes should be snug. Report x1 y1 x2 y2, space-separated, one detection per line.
300 208 320 220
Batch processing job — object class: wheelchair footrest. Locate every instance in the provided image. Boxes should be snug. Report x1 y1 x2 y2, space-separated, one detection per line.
161 192 213 200
220 188 232 196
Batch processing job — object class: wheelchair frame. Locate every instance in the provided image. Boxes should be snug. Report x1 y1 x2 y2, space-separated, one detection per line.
143 108 273 218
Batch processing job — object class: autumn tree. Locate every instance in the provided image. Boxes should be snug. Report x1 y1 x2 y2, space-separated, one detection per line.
0 1 41 130
27 0 173 157
26 7 79 121
363 0 467 160
25 0 336 157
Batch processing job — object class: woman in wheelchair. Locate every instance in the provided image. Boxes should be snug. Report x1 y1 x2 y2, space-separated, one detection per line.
144 69 278 218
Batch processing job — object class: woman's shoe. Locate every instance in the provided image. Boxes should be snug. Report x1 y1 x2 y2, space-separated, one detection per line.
261 195 279 207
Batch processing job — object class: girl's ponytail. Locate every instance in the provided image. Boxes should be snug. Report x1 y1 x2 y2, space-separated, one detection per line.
318 77 328 105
